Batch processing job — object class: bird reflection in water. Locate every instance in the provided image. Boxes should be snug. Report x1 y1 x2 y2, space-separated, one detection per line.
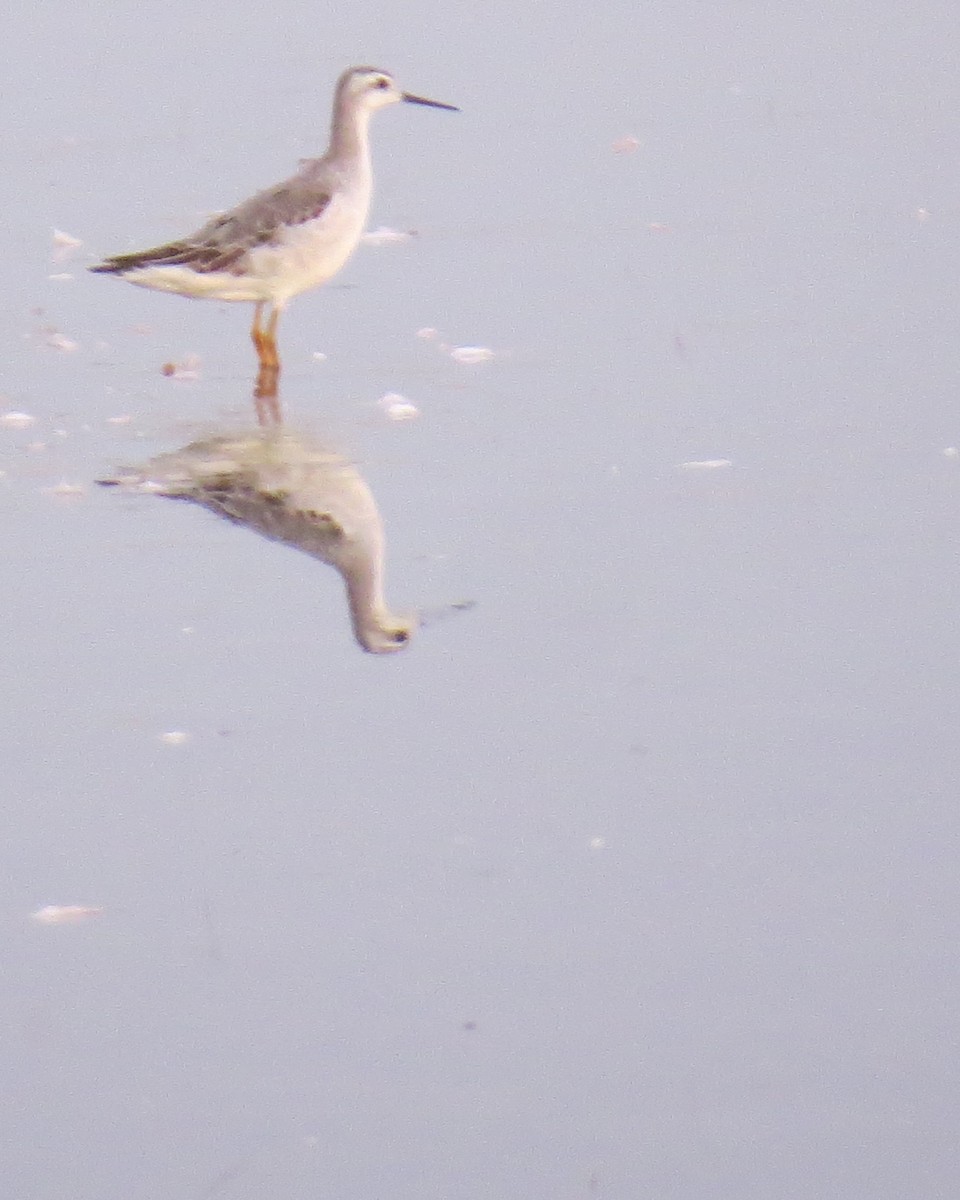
101 430 417 653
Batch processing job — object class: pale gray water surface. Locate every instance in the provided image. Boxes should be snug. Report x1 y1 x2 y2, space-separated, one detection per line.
2 3 960 1198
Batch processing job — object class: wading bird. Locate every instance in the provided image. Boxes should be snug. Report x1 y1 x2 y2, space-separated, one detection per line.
91 67 457 400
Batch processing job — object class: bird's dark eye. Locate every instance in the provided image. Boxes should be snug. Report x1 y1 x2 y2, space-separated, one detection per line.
376 77 389 89
391 629 409 644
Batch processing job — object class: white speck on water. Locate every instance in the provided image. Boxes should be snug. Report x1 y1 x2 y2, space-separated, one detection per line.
52 229 82 248
106 414 133 425
612 135 641 154
679 459 733 470
450 346 494 365
48 272 74 282
362 226 416 246
311 351 328 362
416 327 439 340
51 229 83 263
942 447 959 458
589 836 608 850
159 730 191 746
31 904 103 924
379 392 419 421
46 481 85 497
1 411 36 429
45 332 79 353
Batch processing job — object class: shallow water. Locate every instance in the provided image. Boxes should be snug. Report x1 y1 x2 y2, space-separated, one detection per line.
3 3 960 1198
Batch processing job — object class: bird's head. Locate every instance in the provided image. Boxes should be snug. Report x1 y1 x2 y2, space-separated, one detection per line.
340 66 458 115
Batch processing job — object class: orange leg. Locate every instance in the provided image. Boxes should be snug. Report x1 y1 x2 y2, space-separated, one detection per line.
250 303 281 369
249 302 272 362
251 303 283 426
251 302 267 361
264 307 280 369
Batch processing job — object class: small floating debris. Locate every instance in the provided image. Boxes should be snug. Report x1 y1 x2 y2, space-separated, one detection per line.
311 351 328 363
362 226 416 246
51 229 83 263
45 481 86 498
449 346 494 365
160 354 201 381
159 730 191 746
942 447 959 459
46 332 79 353
48 273 74 282
679 459 733 471
611 135 641 154
31 905 104 925
0 411 36 429
378 392 419 421
416 327 439 340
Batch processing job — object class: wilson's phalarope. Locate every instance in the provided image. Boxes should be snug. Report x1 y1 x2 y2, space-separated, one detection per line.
91 66 457 393
100 430 415 653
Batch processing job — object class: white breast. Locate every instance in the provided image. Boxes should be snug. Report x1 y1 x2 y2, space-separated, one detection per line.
246 189 371 304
